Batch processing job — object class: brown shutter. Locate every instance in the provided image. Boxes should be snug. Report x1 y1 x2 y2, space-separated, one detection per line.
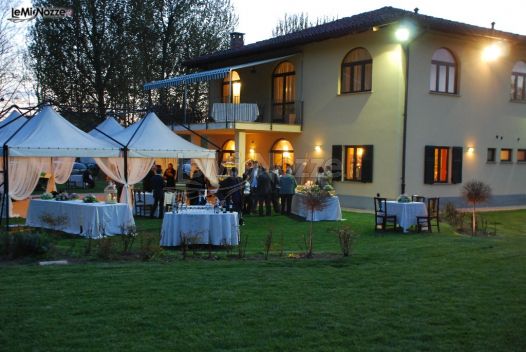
451 147 463 184
361 145 373 183
424 146 435 184
331 145 343 181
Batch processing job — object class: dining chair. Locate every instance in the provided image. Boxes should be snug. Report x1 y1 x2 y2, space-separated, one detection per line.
416 197 440 233
374 197 397 232
411 195 426 203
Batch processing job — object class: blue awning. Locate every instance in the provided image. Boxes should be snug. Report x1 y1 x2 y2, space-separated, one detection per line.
143 55 294 90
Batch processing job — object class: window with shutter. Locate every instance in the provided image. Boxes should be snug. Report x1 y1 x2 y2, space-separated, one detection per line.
343 145 373 182
424 146 435 184
331 145 343 181
451 147 463 184
361 145 373 183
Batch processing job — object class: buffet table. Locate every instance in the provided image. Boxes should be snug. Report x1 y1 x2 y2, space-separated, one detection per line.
26 199 134 238
160 208 239 246
291 194 342 221
385 201 427 232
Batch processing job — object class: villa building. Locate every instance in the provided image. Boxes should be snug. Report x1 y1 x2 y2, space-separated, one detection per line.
145 7 526 208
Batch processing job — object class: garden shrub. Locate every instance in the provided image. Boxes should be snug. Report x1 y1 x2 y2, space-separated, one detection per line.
0 232 53 259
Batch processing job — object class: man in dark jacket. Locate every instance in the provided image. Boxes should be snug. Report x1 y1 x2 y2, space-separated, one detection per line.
188 167 206 205
143 165 155 192
256 167 272 216
150 169 165 218
269 166 280 213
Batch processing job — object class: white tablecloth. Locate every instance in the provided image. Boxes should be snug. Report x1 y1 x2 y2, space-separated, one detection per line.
160 210 239 246
26 199 135 238
211 103 259 122
385 201 427 232
291 194 342 221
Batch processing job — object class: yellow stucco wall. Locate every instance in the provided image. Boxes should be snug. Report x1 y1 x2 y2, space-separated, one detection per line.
405 31 526 198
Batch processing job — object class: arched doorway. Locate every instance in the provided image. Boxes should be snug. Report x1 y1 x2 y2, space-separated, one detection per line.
222 71 241 104
221 139 236 163
270 139 294 172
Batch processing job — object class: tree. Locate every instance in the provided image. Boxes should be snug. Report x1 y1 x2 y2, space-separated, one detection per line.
462 180 492 236
272 12 335 37
29 0 237 122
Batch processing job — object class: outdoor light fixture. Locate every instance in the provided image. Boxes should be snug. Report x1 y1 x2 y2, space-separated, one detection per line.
482 43 503 61
249 147 255 154
314 145 321 152
395 27 410 42
467 147 475 154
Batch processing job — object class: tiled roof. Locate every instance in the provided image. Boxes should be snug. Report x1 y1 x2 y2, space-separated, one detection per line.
187 6 526 68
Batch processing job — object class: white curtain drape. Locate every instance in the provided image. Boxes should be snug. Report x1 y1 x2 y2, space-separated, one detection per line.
44 157 75 192
193 158 219 187
94 157 154 208
0 157 47 217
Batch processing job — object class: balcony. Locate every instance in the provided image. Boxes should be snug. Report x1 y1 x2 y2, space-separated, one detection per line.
169 101 303 133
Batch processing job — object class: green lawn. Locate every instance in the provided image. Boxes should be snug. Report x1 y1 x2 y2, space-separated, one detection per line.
1 211 525 351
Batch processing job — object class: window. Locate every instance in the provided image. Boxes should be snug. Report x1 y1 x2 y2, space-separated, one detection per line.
341 48 372 93
222 71 241 103
220 139 236 163
272 62 295 121
500 148 512 162
511 61 526 101
424 146 462 184
517 149 526 162
335 145 373 182
487 148 496 162
433 147 449 183
429 48 458 94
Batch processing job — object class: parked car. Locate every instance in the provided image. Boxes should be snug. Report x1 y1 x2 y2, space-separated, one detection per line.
71 162 88 175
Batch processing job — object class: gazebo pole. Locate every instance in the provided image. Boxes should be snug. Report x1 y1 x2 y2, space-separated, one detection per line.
123 147 128 202
3 145 9 230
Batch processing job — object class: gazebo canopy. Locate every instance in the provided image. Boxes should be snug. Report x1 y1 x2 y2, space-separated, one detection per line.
4 106 121 157
89 116 125 140
110 112 216 159
0 111 28 142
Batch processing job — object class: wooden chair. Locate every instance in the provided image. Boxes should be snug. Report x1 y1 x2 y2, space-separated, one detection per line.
374 197 397 232
411 195 426 203
417 197 440 233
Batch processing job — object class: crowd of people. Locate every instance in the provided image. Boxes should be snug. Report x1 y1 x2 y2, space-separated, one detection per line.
138 160 333 222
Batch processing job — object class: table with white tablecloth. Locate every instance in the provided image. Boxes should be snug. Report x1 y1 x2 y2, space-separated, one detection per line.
291 194 342 221
160 209 239 246
211 103 259 122
26 199 135 238
385 201 427 232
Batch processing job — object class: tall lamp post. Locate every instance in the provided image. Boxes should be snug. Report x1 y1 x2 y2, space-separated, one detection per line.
396 26 411 195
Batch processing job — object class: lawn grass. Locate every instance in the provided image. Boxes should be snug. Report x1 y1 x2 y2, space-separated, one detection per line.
0 211 525 351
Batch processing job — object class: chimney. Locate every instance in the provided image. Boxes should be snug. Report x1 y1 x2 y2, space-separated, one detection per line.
414 7 419 14
230 32 245 49
491 22 495 30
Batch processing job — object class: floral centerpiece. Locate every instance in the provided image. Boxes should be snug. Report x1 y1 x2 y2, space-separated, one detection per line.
55 192 79 201
397 194 411 203
41 192 54 200
82 194 98 203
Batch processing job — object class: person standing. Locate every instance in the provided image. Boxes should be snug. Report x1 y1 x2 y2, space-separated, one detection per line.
269 166 280 213
316 166 328 187
222 167 245 224
188 167 206 205
324 166 333 186
163 163 176 188
249 161 259 213
256 167 272 216
150 168 165 219
279 168 297 215
143 165 155 192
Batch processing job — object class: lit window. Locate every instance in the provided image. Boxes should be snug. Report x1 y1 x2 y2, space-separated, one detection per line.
517 149 526 162
500 148 512 162
487 148 496 162
430 48 458 94
222 71 241 104
341 48 372 93
511 61 526 101
272 62 295 121
433 147 449 183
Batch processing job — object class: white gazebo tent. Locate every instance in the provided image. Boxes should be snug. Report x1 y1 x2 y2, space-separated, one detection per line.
95 112 218 207
79 115 125 165
0 106 121 225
